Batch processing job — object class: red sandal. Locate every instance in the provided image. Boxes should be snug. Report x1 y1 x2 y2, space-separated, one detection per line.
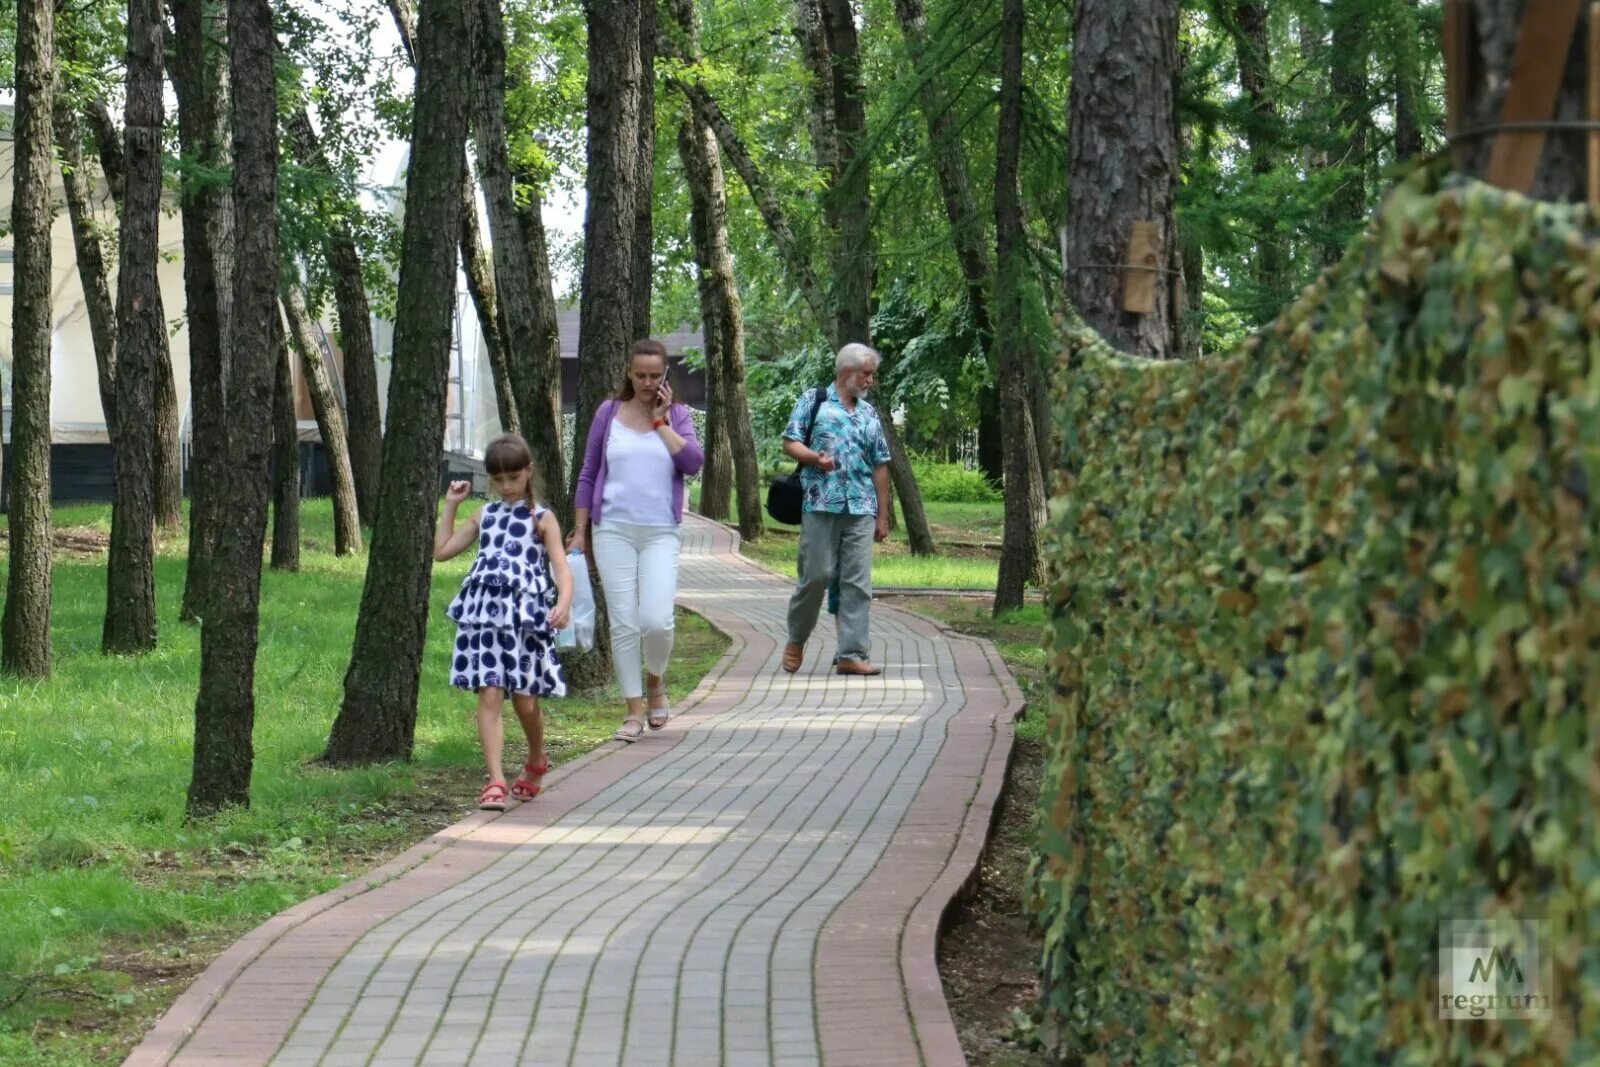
511 758 549 801
478 780 509 811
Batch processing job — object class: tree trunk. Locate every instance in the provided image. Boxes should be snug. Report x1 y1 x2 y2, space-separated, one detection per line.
283 284 364 556
4 0 56 678
469 0 568 519
1233 0 1287 310
671 75 837 347
1324 0 1369 266
83 93 184 535
993 0 1045 615
813 0 936 556
681 118 733 523
153 333 184 530
388 0 521 447
510 163 567 505
55 104 120 447
633 0 656 341
1393 0 1424 161
891 0 1002 485
819 0 873 345
1456 0 1591 199
569 0 647 691
187 0 279 816
1063 0 1182 357
270 308 301 572
461 166 521 438
169 0 234 625
324 0 472 765
283 108 384 525
668 0 762 539
103 0 165 657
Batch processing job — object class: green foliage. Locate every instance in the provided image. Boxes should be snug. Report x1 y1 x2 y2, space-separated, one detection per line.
909 456 1000 503
1032 165 1599 1061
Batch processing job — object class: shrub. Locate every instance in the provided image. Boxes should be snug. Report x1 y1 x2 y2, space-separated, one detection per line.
1031 165 1600 1063
909 457 999 503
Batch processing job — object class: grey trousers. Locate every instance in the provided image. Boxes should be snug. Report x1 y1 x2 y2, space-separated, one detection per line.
787 511 875 662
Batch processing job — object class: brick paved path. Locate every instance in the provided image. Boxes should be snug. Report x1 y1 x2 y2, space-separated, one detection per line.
127 517 1022 1067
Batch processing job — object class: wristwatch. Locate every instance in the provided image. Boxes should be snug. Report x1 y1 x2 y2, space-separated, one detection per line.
652 417 668 429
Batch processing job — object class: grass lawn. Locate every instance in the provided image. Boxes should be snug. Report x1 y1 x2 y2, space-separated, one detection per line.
689 484 1009 590
0 499 728 1066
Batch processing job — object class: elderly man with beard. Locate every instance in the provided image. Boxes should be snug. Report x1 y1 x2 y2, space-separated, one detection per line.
779 343 892 676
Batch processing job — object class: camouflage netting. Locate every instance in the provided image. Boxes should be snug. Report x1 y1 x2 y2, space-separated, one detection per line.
1032 164 1600 1064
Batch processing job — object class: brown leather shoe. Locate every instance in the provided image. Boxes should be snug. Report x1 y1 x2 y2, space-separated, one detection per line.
835 659 882 676
782 642 804 673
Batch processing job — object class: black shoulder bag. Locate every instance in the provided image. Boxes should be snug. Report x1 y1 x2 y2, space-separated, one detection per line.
765 386 829 525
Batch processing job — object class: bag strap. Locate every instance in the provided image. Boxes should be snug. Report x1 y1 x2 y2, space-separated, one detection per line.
801 386 828 447
790 386 829 477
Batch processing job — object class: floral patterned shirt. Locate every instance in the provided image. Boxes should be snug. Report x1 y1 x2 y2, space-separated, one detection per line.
782 383 891 516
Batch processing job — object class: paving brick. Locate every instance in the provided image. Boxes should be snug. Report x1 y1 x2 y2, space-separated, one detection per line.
127 518 1021 1067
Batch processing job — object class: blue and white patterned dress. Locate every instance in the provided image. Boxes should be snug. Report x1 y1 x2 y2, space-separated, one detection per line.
445 500 567 697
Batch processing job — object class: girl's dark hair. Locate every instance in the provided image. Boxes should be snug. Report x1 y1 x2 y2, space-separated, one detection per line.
616 338 671 402
483 433 538 508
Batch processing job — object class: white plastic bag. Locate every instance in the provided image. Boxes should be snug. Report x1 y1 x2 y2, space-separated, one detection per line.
556 549 596 651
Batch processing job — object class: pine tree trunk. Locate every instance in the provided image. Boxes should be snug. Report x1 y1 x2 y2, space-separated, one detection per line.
816 0 936 556
324 0 472 765
270 308 301 572
386 0 521 447
1324 0 1369 266
569 0 647 691
153 343 183 530
633 0 656 341
891 0 1002 485
1064 0 1181 357
1233 0 1287 310
470 0 568 518
283 109 383 526
1458 1 1591 199
170 0 234 625
4 0 56 678
461 166 521 438
103 0 164 657
1394 0 1424 161
993 0 1045 615
681 119 733 523
283 285 363 557
187 0 279 816
55 104 120 447
510 165 566 493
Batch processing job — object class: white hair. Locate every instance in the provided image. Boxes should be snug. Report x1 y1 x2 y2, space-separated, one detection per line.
835 342 880 375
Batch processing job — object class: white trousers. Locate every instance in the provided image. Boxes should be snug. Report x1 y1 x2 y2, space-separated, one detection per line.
591 521 682 699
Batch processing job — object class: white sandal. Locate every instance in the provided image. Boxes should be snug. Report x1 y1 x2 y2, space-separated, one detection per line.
647 688 670 731
614 716 645 742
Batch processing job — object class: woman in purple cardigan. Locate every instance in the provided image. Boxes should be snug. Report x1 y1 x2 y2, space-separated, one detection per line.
568 339 705 741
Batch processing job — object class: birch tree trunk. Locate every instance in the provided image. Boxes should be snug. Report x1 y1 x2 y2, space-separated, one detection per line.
4 0 56 677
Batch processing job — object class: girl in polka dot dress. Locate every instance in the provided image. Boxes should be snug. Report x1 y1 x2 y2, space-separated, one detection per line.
434 434 574 811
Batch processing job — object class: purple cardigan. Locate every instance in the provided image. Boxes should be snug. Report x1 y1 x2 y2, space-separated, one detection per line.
574 398 705 526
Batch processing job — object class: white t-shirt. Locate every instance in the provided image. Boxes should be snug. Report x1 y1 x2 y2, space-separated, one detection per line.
599 418 677 526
